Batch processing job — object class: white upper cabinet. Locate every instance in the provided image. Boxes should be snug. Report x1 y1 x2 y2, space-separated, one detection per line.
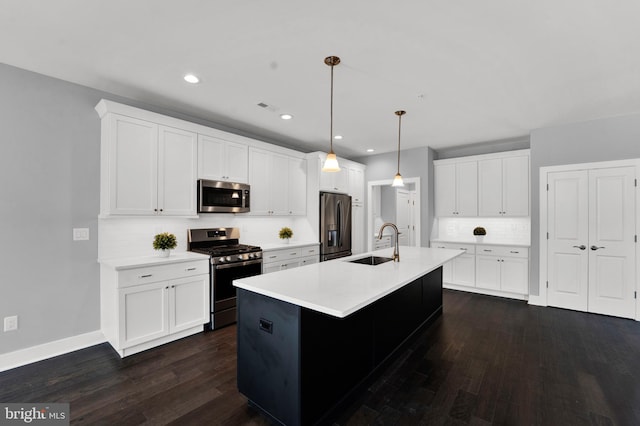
478 154 529 216
197 134 248 183
100 113 197 217
348 165 365 203
249 147 307 216
434 161 478 217
157 126 198 216
320 166 349 193
288 157 307 215
434 149 530 218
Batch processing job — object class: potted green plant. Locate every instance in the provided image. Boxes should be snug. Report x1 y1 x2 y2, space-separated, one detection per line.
153 232 177 257
279 227 293 243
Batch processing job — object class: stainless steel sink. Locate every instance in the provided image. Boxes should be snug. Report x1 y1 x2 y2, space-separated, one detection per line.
347 256 394 265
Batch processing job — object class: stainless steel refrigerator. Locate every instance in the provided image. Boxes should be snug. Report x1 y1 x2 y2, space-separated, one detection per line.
320 192 352 261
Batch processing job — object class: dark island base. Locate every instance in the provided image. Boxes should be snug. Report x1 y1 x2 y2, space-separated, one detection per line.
237 266 443 426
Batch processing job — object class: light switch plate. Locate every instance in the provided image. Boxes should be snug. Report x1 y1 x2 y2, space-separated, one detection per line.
73 228 90 241
4 316 18 332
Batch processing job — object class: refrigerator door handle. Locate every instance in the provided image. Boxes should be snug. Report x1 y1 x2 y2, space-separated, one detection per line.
336 200 342 248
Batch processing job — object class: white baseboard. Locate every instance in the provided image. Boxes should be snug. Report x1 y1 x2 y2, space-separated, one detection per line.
0 331 106 373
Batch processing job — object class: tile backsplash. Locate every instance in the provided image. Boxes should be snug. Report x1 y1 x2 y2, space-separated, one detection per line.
432 217 531 245
99 215 315 260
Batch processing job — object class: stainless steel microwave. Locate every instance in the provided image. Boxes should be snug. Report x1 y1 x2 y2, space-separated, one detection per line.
198 180 250 213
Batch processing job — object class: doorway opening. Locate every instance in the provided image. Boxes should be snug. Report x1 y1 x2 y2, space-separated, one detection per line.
367 178 421 251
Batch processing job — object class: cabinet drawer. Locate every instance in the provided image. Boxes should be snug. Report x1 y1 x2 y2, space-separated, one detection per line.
299 255 319 266
476 245 528 258
262 248 301 264
300 245 319 257
118 260 209 288
432 242 476 254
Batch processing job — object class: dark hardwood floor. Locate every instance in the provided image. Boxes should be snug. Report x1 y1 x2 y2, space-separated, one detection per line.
2 290 639 425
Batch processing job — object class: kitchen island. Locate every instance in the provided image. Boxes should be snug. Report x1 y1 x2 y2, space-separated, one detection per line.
234 246 463 426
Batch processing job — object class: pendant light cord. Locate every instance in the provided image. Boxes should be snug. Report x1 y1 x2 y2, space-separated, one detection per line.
329 63 334 153
396 112 402 173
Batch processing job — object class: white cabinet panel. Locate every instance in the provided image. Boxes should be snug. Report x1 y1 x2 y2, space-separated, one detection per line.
101 114 196 217
108 115 158 215
434 161 477 216
348 166 365 203
198 135 249 183
320 166 349 193
158 125 197 216
475 255 501 290
288 158 307 215
120 282 169 348
169 275 209 333
478 155 529 217
249 148 307 216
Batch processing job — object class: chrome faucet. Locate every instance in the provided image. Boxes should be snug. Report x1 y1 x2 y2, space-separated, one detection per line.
378 222 400 262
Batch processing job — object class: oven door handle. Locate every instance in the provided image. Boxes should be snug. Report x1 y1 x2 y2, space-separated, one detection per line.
213 258 263 269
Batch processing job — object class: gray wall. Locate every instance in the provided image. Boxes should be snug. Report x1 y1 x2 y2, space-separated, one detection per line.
0 64 297 355
0 64 102 353
355 146 435 246
529 113 640 295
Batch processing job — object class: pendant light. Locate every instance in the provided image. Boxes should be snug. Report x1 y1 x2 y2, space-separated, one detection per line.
322 56 341 172
392 110 406 187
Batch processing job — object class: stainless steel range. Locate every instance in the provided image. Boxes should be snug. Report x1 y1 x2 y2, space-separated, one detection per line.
187 227 262 330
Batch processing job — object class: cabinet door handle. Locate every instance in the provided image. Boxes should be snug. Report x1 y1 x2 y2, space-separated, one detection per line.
185 267 196 271
573 245 586 250
139 274 153 278
483 249 492 252
290 252 297 256
269 255 277 259
510 251 519 254
590 246 606 251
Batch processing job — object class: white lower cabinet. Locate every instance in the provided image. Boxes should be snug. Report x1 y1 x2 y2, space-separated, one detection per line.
101 256 210 357
262 244 319 274
433 243 476 287
475 245 529 294
432 242 529 299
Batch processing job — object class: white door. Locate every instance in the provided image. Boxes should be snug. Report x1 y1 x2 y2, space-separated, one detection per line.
587 167 636 318
408 191 417 246
475 255 501 290
225 141 249 183
478 158 502 216
248 148 271 215
396 190 410 246
547 170 590 311
547 167 636 318
456 161 478 216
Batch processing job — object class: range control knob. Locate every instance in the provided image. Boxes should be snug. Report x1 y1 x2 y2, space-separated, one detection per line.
218 257 225 263
225 256 232 262
238 255 244 260
248 253 254 258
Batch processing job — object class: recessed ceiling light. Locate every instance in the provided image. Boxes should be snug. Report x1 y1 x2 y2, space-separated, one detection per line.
184 74 200 84
334 135 343 140
280 114 293 120
367 149 375 153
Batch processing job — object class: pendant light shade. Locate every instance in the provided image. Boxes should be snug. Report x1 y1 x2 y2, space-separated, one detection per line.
391 110 406 187
322 56 341 172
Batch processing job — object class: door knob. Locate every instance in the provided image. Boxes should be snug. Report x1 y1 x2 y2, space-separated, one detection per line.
590 245 605 250
573 245 586 250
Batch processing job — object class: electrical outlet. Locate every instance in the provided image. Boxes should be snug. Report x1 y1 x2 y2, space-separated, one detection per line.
4 315 18 332
73 228 90 241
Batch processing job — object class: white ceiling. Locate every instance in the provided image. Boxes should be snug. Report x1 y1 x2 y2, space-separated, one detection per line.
2 0 640 158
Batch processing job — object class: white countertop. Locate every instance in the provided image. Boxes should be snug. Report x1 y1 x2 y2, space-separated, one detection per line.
259 241 320 251
234 246 463 318
98 251 210 270
431 238 530 248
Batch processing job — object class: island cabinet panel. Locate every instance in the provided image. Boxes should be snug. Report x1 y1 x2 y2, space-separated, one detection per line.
237 266 444 426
